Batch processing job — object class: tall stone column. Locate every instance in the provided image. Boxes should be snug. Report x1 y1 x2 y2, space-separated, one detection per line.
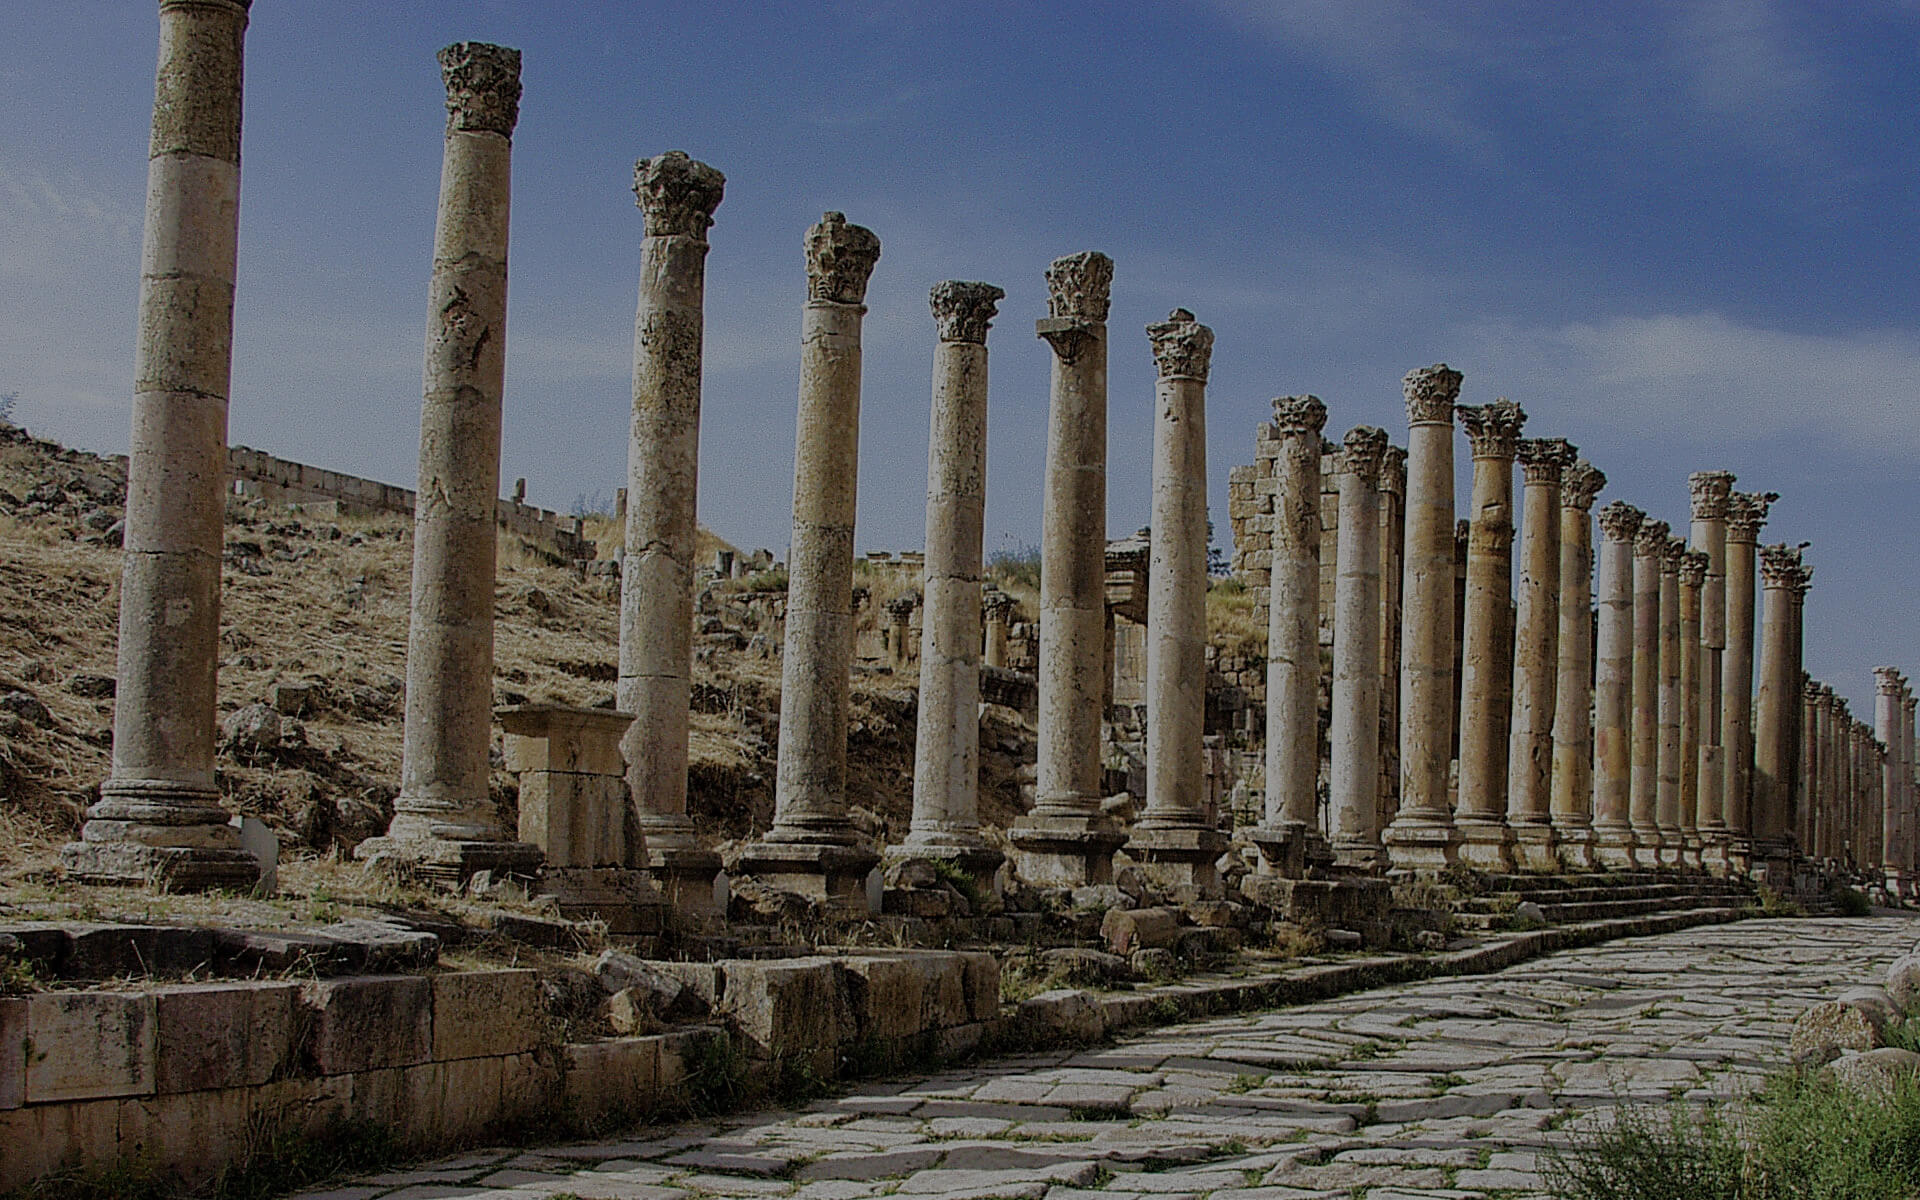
1506 437 1573 870
358 43 541 881
1254 396 1331 876
1859 724 1882 870
1010 253 1127 883
1721 491 1774 868
1626 518 1669 863
1808 683 1830 860
983 592 1012 669
1654 535 1686 866
1752 543 1802 881
1375 445 1407 840
1386 365 1465 870
740 213 883 906
1549 462 1605 868
1592 502 1643 866
1129 310 1228 896
1838 700 1856 865
618 150 725 907
1454 399 1526 869
1904 694 1917 885
1876 668 1906 886
1786 562 1811 852
1688 471 1735 864
64 0 261 888
1326 427 1389 870
1678 549 1709 866
899 281 1007 886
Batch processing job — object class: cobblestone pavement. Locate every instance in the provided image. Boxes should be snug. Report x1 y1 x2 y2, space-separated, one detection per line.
298 916 1917 1200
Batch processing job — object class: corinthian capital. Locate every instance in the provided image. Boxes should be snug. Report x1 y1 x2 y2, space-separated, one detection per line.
1458 399 1527 459
1403 364 1462 425
1876 666 1905 696
1377 444 1407 496
633 150 725 239
1659 535 1687 571
804 212 881 305
1516 437 1576 485
1596 500 1643 542
1688 471 1736 522
929 280 1005 344
1270 395 1327 439
438 42 521 138
1339 426 1390 485
1562 460 1606 510
1044 251 1113 323
1147 309 1213 381
1726 490 1777 542
1758 542 1801 587
1633 518 1671 556
1679 549 1709 589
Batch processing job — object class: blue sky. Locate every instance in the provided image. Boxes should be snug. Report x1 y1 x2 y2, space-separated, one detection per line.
4 1 1917 718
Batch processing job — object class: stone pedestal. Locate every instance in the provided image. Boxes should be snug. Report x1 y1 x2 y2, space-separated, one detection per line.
1508 438 1573 871
1654 536 1686 866
1454 399 1526 870
1011 252 1128 885
1549 462 1604 868
900 281 1007 891
617 150 725 908
1720 491 1774 872
63 0 262 890
357 43 541 883
742 213 884 907
1326 427 1389 871
1255 396 1331 875
1688 472 1735 869
1384 365 1464 871
1677 550 1709 867
1592 502 1642 868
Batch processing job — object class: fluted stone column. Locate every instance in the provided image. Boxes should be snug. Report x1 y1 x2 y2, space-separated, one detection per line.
1626 518 1669 864
1858 724 1882 870
1592 502 1643 866
740 213 883 906
1876 668 1905 886
64 0 261 888
1722 491 1773 869
1904 694 1917 886
1549 462 1604 867
359 43 541 881
1386 366 1465 869
1752 544 1801 882
899 281 1006 886
1688 471 1735 865
1506 438 1573 870
1678 550 1709 866
983 592 1012 669
1254 396 1331 876
1655 535 1686 866
1010 253 1127 884
887 597 917 672
1454 399 1526 869
1129 310 1228 896
617 150 725 907
1326 427 1389 870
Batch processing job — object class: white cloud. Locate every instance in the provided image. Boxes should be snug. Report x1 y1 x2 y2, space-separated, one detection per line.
1669 0 1830 161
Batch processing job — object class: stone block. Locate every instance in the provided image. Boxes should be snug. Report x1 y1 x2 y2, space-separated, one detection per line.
1830 1047 1920 1099
0 1097 120 1193
432 969 542 1061
0 998 23 1109
1016 989 1106 1043
27 991 155 1102
66 924 215 979
402 1055 503 1146
500 1048 564 1121
564 1036 662 1128
1100 907 1182 955
1888 952 1920 1013
956 951 1001 1022
116 1086 253 1190
1791 999 1888 1067
303 975 432 1075
716 957 855 1059
840 952 969 1043
155 981 299 1093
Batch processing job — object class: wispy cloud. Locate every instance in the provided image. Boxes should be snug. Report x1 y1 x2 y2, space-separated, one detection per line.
1669 0 1830 162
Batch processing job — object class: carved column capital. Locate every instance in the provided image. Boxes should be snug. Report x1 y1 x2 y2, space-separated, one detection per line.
1757 542 1801 588
1596 500 1644 542
1270 394 1327 439
804 212 881 305
1876 667 1906 696
1678 549 1709 588
1688 470 1736 522
1044 251 1113 322
929 280 1005 344
632 150 725 239
1659 534 1687 572
1516 437 1576 485
438 42 521 138
1376 444 1407 496
886 595 918 621
1804 678 1825 703
1562 460 1606 510
1338 426 1390 485
1458 398 1527 460
1403 363 1462 425
1146 308 1213 381
1726 490 1777 543
1632 518 1671 557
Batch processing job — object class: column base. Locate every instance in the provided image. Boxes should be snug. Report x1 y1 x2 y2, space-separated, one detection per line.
733 839 880 913
886 837 1006 895
1008 812 1127 887
62 838 262 892
1550 822 1597 869
1241 874 1393 944
1454 817 1516 871
355 832 545 885
1699 827 1735 876
1382 814 1459 871
645 843 726 918
1592 823 1640 869
1655 826 1686 869
64 782 263 891
1127 824 1229 900
1679 832 1705 870
536 866 669 935
1247 821 1333 879
1510 822 1559 872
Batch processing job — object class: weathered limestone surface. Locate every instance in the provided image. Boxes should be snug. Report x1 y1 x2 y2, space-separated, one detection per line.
1654 535 1685 865
64 0 262 890
1592 501 1642 866
1507 438 1573 870
1722 490 1774 865
1128 311 1228 896
902 281 1007 886
1628 518 1669 863
742 213 883 906
1549 462 1604 867
1385 365 1463 869
1689 471 1736 859
359 42 540 880
1753 543 1803 873
1455 399 1526 869
1011 253 1127 885
1678 549 1709 864
619 150 726 902
1328 427 1388 870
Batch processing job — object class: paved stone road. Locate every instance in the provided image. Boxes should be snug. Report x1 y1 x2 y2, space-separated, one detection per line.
298 916 1916 1200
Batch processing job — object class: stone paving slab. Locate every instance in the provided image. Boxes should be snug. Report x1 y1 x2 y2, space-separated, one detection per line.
289 916 1916 1200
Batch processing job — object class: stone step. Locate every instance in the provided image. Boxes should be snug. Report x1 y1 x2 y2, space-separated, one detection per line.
1454 893 1743 929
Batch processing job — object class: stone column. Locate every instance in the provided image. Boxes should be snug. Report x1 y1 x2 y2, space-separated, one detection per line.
1678 549 1709 866
983 592 1012 669
1626 517 1668 863
1129 310 1228 896
1721 490 1774 868
1010 252 1127 884
63 0 262 889
1837 700 1856 865
1904 694 1917 885
1454 399 1526 869
887 596 917 672
1654 535 1686 866
1752 543 1801 881
358 43 541 881
1375 445 1407 840
1688 471 1735 865
1385 366 1464 869
900 281 1006 887
1859 724 1882 870
1876 668 1905 885
1507 437 1574 870
618 149 725 908
1326 427 1389 871
740 212 883 907
1786 562 1811 853
1592 501 1643 866
1549 461 1605 868
1808 683 1831 861
1253 396 1331 876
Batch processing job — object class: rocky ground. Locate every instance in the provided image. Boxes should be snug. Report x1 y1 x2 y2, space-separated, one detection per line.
283 915 1917 1200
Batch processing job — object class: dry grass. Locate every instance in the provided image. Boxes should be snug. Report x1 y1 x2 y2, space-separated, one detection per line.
1207 578 1265 655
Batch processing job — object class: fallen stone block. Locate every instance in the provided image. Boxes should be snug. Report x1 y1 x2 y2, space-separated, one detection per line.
0 998 23 1109
311 919 440 972
65 924 214 980
1101 906 1181 955
1886 952 1920 1013
1791 998 1889 1067
1017 988 1106 1044
715 956 855 1060
1829 1047 1920 1099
